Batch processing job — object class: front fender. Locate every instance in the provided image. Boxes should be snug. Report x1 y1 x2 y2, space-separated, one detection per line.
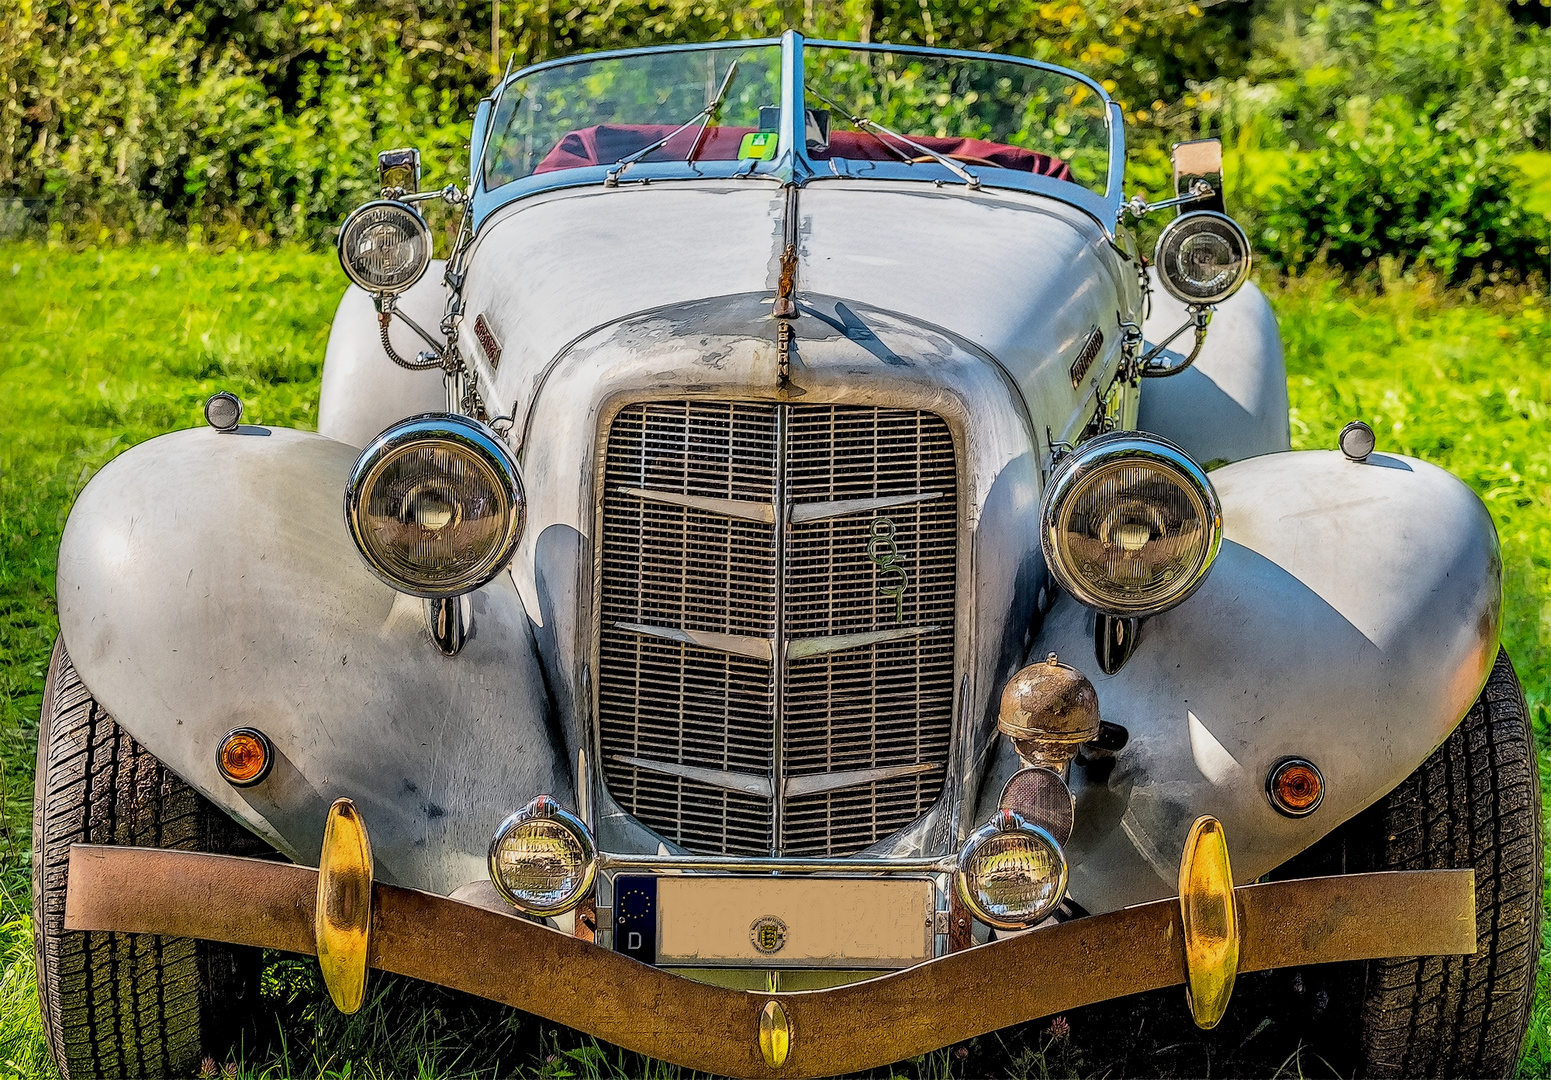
55 425 569 896
986 448 1500 913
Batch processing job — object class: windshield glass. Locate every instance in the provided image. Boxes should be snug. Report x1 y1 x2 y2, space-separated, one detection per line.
802 46 1110 193
482 45 784 188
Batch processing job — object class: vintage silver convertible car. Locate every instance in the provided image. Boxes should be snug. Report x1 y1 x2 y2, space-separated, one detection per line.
35 33 1542 1080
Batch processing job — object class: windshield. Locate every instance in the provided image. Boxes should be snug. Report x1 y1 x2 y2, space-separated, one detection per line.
802 46 1110 193
482 45 784 188
479 41 1112 198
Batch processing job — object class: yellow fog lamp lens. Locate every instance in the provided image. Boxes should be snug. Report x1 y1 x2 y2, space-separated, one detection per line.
337 200 432 294
345 414 525 598
1041 432 1222 617
488 796 597 916
955 811 1068 929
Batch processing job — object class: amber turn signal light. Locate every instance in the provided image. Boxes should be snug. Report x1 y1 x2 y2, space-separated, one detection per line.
217 728 273 787
1267 758 1323 817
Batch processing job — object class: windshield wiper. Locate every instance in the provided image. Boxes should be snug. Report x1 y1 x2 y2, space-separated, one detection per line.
687 60 742 163
806 86 981 190
604 59 740 185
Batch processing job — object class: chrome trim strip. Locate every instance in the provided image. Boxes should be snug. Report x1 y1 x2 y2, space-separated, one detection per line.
785 624 941 660
784 762 944 798
789 491 943 523
612 756 774 798
617 486 776 523
599 851 955 874
614 622 774 661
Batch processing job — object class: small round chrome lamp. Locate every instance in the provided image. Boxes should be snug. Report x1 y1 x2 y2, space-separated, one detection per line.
1339 420 1377 462
956 810 1069 929
1155 211 1252 305
204 392 243 432
489 796 598 917
337 201 433 295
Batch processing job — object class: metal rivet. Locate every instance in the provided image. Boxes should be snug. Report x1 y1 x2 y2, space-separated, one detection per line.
1338 420 1376 462
758 999 790 1069
204 391 243 432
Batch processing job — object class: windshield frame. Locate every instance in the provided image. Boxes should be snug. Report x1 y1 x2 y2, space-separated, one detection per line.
469 31 1125 234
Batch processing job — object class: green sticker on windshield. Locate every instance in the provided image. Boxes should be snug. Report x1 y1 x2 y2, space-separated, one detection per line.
738 132 779 161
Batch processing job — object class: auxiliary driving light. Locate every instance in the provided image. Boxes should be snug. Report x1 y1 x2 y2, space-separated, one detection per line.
488 796 597 916
1155 211 1251 305
345 414 525 598
337 200 433 295
956 810 1069 929
1040 432 1222 617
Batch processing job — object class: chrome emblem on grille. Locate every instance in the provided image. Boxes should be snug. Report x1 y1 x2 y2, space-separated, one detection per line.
868 516 909 623
750 915 788 954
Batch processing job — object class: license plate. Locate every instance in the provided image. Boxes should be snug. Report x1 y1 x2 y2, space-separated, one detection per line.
614 875 935 968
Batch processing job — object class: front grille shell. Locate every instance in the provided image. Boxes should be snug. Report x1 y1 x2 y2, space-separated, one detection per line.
595 400 960 857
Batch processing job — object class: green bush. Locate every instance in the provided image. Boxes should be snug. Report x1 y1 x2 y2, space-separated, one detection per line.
1261 96 1550 278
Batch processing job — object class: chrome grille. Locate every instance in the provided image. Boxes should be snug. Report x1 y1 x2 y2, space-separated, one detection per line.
598 401 958 856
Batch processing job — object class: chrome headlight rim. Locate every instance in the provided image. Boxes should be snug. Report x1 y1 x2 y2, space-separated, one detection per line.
1153 210 1252 306
345 412 525 599
336 199 433 295
487 796 598 917
955 810 1069 930
1040 431 1222 618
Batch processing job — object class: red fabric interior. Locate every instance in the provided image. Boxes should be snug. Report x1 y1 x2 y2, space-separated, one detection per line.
533 123 1072 180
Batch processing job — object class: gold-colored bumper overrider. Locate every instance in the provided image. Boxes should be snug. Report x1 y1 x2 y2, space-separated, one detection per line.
63 816 1475 1080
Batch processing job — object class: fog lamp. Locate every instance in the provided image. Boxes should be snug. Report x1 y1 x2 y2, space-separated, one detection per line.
345 414 524 598
955 810 1068 929
1155 211 1251 305
488 796 597 916
1041 432 1221 617
337 200 432 294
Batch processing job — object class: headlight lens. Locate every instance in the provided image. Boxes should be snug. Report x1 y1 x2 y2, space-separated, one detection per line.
337 200 433 294
1154 210 1251 305
345 414 524 598
1041 432 1222 617
956 811 1068 929
489 796 597 916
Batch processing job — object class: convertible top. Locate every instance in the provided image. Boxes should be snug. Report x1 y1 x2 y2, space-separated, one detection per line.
533 123 1074 179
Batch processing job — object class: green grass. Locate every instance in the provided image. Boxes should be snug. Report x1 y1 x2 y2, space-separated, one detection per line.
0 243 1547 1078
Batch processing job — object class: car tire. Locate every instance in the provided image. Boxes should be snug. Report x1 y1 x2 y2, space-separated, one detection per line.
1275 647 1544 1078
32 638 271 1079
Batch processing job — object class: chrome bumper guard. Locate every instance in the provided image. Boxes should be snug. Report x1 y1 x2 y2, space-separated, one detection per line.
64 836 1474 1079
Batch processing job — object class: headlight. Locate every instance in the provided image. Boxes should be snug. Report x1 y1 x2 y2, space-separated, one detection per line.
345 414 524 598
956 810 1068 929
337 200 433 294
1154 210 1251 305
1040 432 1221 617
488 796 597 916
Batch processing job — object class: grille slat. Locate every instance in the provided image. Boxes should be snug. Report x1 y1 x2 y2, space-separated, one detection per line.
598 401 958 857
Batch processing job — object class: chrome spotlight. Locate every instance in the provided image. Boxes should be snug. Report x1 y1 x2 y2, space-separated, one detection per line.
489 796 597 916
345 414 525 598
956 810 1068 929
337 200 433 295
1155 211 1251 305
1041 432 1222 617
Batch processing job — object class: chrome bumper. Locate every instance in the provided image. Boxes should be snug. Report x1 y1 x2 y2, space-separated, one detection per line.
64 843 1474 1079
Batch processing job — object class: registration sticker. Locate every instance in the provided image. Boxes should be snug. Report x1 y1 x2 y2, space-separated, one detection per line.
738 132 779 161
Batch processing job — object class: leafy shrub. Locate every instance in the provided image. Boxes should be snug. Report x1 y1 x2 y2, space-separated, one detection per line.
1260 96 1549 278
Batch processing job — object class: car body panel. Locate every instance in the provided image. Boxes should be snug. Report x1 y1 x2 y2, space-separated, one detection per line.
55 426 568 895
978 448 1501 912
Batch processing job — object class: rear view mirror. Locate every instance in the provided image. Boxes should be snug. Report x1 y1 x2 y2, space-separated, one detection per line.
1172 139 1224 215
378 147 422 197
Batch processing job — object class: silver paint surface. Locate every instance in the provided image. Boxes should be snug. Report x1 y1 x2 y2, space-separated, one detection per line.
56 426 568 895
980 448 1501 912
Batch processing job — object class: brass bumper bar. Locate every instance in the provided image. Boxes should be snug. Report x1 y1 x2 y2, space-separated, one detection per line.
64 844 1475 1079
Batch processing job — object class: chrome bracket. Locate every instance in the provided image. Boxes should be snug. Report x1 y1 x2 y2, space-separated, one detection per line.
1139 305 1212 378
426 596 468 656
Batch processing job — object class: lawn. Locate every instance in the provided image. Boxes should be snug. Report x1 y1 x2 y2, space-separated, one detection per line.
0 244 1547 1079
